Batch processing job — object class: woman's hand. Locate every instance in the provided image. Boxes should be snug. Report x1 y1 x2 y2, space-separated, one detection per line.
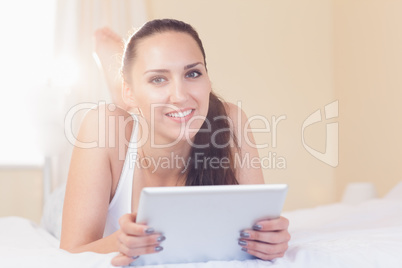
111 213 166 266
238 216 290 260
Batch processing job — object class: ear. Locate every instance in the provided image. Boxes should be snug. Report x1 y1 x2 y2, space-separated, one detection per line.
122 81 136 108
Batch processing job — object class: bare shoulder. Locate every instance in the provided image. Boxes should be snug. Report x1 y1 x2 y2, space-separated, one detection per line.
71 103 134 193
223 101 248 131
223 101 265 184
223 101 244 119
79 103 131 133
77 103 133 148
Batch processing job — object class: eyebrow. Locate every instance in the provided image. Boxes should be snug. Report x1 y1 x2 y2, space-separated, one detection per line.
144 62 204 74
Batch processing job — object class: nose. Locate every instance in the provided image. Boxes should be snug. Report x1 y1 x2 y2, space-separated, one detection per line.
169 79 188 104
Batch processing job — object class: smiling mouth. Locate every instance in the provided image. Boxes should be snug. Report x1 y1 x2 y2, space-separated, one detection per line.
165 109 194 118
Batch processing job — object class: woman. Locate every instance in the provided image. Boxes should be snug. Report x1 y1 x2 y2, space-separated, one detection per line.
60 19 290 266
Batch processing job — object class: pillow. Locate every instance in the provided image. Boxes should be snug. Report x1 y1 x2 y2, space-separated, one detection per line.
384 181 402 200
40 183 66 240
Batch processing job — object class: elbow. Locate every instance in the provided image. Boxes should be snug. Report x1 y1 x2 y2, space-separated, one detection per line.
60 245 76 253
59 240 82 253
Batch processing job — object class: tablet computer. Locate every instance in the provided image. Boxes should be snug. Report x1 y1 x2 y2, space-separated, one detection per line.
135 184 288 266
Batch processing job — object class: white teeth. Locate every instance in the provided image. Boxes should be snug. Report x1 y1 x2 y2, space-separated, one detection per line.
167 109 192 118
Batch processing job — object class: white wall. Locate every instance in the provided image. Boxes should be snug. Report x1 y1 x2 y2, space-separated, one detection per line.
0 169 43 223
334 0 402 198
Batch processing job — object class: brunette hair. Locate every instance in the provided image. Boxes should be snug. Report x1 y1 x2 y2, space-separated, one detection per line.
122 19 238 186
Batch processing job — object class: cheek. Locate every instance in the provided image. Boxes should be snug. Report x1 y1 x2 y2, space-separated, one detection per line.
192 82 211 107
188 92 210 131
135 88 167 115
199 90 211 115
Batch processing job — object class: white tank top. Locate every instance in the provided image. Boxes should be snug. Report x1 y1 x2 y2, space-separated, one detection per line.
103 114 139 237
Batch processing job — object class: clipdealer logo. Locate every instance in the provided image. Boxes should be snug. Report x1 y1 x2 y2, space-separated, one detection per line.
301 100 339 167
63 100 339 169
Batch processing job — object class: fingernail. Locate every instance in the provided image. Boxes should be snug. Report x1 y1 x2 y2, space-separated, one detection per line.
155 246 163 252
241 247 248 252
240 231 250 238
145 227 154 234
238 240 247 246
132 256 140 259
252 224 262 231
157 235 166 242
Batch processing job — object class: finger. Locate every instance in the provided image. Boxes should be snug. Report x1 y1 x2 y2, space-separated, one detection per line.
118 242 164 257
111 253 139 267
119 213 154 236
241 247 285 261
240 229 291 244
253 216 289 231
238 239 288 256
118 232 166 248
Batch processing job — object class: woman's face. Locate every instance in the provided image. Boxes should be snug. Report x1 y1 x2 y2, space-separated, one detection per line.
127 31 211 146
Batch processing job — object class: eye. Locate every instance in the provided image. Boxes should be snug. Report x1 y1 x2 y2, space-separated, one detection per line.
186 70 202 79
150 76 166 84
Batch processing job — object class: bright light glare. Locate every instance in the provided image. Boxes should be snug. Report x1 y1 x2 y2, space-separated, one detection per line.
51 57 80 88
0 0 56 165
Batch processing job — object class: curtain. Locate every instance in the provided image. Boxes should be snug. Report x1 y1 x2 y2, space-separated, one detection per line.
46 0 147 192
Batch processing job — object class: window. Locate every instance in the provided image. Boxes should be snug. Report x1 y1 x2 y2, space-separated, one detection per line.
0 1 56 165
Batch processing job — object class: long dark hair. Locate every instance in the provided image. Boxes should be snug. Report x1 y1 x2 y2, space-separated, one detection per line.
122 19 239 186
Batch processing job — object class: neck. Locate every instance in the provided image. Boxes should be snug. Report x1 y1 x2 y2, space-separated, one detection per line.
137 122 193 186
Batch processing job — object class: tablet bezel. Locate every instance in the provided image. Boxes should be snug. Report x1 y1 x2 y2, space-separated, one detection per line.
135 184 288 265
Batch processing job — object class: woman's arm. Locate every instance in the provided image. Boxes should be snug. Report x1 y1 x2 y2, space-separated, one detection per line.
60 105 165 266
60 105 118 253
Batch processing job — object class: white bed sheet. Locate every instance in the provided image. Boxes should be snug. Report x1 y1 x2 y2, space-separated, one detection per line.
1 183 402 268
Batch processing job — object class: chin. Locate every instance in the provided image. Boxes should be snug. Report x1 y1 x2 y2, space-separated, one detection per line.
152 123 203 147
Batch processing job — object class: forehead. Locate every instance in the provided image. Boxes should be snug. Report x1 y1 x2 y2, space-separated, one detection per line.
133 31 204 70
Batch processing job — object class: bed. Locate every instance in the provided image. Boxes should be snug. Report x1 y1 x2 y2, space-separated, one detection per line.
1 182 402 268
